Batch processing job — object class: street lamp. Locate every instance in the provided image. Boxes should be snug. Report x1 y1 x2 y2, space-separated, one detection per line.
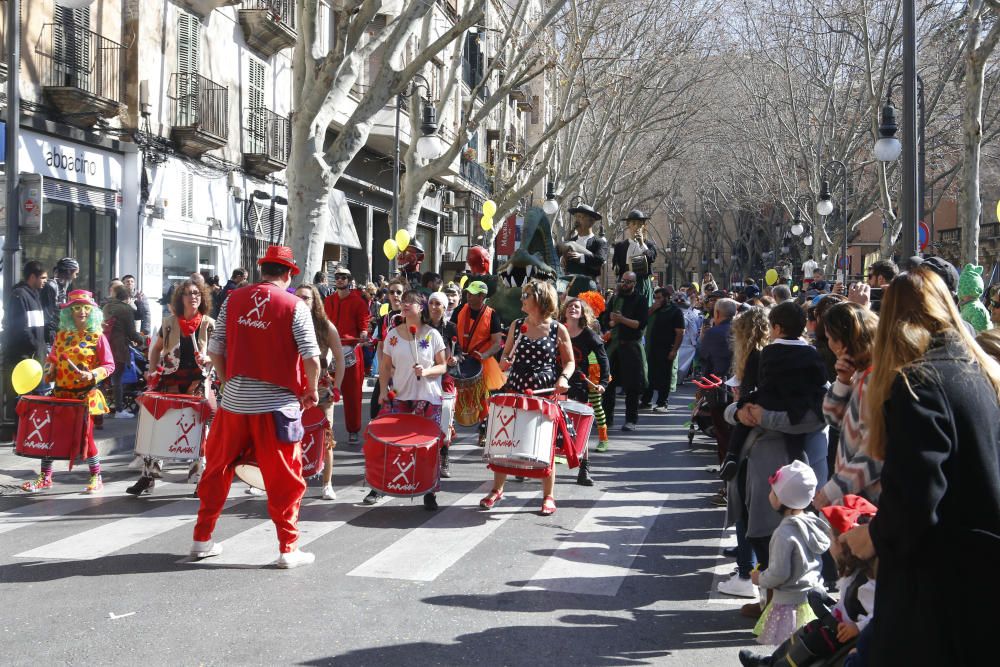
542 181 559 216
816 160 851 281
392 73 446 239
874 72 925 252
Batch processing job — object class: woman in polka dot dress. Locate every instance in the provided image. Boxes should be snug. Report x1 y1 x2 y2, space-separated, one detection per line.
481 280 575 516
21 290 115 494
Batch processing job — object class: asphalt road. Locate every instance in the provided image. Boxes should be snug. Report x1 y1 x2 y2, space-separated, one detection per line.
0 386 759 666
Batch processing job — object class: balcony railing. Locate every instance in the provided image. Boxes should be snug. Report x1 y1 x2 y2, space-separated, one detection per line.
243 107 290 176
938 228 961 244
239 0 297 56
34 22 124 123
982 222 1000 240
171 73 229 140
460 156 493 195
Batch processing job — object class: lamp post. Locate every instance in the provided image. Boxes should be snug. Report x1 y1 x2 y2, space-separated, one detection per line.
900 0 919 257
542 181 559 216
817 160 851 281
3 0 22 311
668 222 686 286
874 72 925 253
392 73 445 240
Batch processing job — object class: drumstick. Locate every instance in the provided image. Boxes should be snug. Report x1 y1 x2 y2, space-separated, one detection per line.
525 387 559 396
408 325 422 381
577 371 601 390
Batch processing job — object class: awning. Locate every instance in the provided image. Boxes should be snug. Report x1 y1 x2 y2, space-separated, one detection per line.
327 189 362 249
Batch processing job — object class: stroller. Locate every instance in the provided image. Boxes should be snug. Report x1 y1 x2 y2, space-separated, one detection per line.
686 374 726 446
99 345 148 414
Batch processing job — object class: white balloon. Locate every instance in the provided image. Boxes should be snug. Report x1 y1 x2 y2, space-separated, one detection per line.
55 0 97 8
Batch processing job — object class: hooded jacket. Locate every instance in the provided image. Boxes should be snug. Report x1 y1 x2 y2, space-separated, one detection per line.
2 281 47 364
757 512 831 605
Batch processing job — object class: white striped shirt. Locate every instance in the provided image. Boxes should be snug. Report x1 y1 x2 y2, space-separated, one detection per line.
209 295 320 414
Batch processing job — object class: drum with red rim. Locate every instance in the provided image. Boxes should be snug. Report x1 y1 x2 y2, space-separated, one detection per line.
364 414 441 497
299 407 329 479
484 393 559 478
558 400 595 458
15 395 88 460
135 392 212 460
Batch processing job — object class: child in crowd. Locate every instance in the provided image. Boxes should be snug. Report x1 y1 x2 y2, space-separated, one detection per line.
740 494 877 666
750 460 831 645
720 302 828 481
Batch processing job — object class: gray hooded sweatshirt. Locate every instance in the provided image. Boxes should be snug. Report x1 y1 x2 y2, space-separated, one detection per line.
757 512 831 605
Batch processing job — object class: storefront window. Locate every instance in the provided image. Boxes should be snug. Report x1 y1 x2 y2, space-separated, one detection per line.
21 201 115 298
162 237 218 300
415 225 436 272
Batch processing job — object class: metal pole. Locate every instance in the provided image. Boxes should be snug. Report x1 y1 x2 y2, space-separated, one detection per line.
843 176 849 282
900 0 919 257
3 0 22 305
917 78 925 233
392 93 401 238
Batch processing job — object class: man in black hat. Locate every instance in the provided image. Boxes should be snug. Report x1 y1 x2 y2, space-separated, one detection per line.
612 209 657 306
558 204 608 295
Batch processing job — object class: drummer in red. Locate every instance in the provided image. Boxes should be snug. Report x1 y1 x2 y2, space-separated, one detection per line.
450 280 504 444
191 246 321 569
323 267 370 445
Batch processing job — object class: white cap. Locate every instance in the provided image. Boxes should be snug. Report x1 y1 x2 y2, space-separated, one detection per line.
428 291 449 307
770 460 817 510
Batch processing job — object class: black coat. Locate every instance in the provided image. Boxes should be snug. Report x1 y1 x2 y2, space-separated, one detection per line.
562 234 609 279
2 281 47 364
611 239 657 279
868 336 1000 665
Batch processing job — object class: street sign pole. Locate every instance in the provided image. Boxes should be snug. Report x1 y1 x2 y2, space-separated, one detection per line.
3 0 21 300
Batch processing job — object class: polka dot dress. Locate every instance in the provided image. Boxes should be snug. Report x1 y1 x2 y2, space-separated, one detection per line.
505 319 560 393
52 330 109 416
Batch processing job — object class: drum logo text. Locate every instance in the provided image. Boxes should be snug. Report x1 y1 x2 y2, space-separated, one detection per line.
301 432 319 473
387 451 418 491
24 409 54 450
168 410 198 455
238 289 272 329
489 410 519 450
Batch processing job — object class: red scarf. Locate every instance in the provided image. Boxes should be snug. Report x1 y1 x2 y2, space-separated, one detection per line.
177 312 203 337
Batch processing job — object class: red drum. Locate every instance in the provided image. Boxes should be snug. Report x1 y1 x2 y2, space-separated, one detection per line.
484 393 559 479
135 392 212 460
14 395 88 461
364 414 441 497
558 400 595 458
300 407 329 479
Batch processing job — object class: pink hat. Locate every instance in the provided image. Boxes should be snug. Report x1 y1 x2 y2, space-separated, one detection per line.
257 245 301 276
61 290 98 309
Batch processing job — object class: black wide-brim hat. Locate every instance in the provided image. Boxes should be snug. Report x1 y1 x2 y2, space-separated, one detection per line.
621 209 650 221
567 204 602 221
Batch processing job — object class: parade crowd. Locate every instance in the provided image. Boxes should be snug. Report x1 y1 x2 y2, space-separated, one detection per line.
2 204 999 664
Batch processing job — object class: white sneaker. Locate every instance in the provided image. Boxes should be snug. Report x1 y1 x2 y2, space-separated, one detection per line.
276 548 315 569
245 486 265 496
190 540 223 559
717 572 757 598
127 455 145 470
321 484 336 500
115 410 135 419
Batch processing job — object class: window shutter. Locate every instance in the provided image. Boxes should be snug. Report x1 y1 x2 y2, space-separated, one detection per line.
176 13 201 126
53 6 91 88
247 57 267 150
181 171 194 220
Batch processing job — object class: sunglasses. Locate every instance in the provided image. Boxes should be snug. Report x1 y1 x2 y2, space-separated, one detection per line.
298 294 312 301
70 305 92 312
334 275 351 280
621 279 636 285
388 290 404 296
183 291 202 297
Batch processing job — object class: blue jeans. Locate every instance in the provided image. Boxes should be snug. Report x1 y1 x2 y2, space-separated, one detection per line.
735 517 757 578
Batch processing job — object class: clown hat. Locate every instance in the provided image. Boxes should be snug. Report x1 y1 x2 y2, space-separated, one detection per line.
258 245 301 276
61 290 98 309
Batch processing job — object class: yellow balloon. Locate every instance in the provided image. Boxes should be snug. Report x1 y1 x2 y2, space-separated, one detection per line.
765 268 779 286
692 281 700 292
483 200 498 218
793 285 800 293
395 229 410 252
459 275 469 288
379 302 390 316
11 358 43 395
480 215 494 231
383 239 399 260
996 199 1000 222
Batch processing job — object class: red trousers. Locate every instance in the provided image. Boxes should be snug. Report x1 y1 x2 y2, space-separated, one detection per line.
341 346 364 433
193 408 306 553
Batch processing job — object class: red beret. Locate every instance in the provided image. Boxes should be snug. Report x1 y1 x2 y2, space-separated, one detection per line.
820 494 878 535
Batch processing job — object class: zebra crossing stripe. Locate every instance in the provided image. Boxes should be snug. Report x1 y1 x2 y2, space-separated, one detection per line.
524 490 668 596
13 488 249 561
0 481 158 536
200 485 376 567
347 483 541 582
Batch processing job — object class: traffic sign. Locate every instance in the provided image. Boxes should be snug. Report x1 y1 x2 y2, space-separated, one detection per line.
918 221 929 251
